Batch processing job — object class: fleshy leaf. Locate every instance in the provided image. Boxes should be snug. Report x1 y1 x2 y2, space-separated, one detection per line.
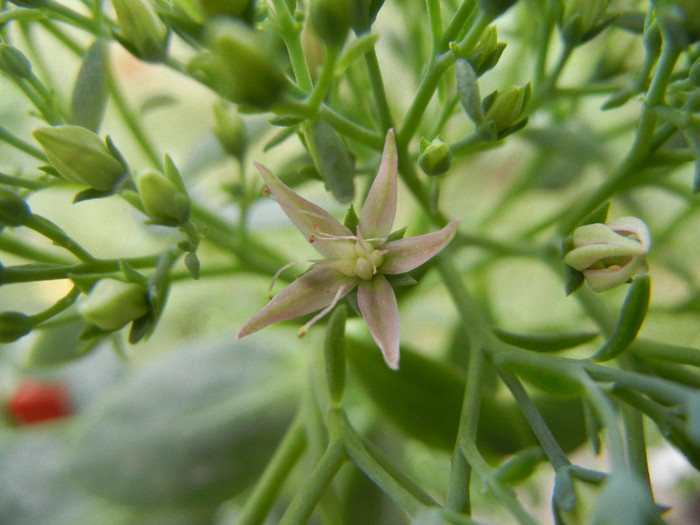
357 275 400 369
237 268 356 339
358 129 397 239
382 220 458 275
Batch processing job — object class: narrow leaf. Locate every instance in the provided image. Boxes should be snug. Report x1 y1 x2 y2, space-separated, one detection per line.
493 328 598 352
593 275 650 362
71 39 109 132
309 119 355 203
455 58 485 125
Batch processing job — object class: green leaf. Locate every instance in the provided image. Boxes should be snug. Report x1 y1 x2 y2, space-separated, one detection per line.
577 201 611 228
494 447 546 485
336 33 380 75
308 119 355 203
455 58 485 126
493 328 598 352
184 252 200 280
553 466 576 512
68 339 300 508
593 275 650 362
496 354 584 398
71 39 109 132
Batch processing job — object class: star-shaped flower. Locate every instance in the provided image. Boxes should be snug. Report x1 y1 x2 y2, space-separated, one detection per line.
237 130 458 369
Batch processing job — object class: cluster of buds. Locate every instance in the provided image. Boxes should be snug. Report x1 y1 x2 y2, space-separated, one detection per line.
564 216 651 293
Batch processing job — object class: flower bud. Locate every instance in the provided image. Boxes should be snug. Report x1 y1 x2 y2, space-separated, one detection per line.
463 26 506 76
0 311 33 343
202 19 286 108
654 0 700 45
0 44 33 79
311 0 352 48
564 216 651 293
112 0 168 62
482 83 530 139
478 0 519 19
213 102 247 159
198 0 254 19
79 279 149 331
33 125 127 191
350 0 386 33
418 137 452 176
7 381 72 425
0 189 32 227
559 0 610 45
135 169 191 225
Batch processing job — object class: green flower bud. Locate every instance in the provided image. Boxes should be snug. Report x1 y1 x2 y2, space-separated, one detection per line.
135 169 191 226
33 125 127 191
213 102 247 159
198 0 254 20
0 189 32 227
350 0 386 33
79 279 149 331
0 312 33 343
202 19 286 108
559 0 610 45
482 83 531 139
311 0 352 48
418 137 452 176
0 44 33 79
478 0 519 19
564 217 651 293
464 26 506 76
112 0 168 62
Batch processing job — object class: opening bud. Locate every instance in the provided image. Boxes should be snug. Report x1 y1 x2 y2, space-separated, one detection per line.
112 0 169 62
78 278 149 331
463 26 506 76
564 216 651 292
418 136 452 176
0 44 33 79
135 169 191 226
33 125 127 192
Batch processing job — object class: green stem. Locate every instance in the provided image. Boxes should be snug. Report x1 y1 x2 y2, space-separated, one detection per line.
364 44 393 130
29 285 81 324
25 214 96 263
632 339 700 368
238 412 307 525
460 440 539 525
306 46 339 111
0 232 72 265
279 439 347 525
0 125 47 161
271 0 312 91
621 401 654 497
426 0 443 51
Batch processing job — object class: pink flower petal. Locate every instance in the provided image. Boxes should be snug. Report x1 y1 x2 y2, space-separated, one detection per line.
237 268 356 338
254 162 353 259
358 129 398 239
381 220 459 275
357 275 400 370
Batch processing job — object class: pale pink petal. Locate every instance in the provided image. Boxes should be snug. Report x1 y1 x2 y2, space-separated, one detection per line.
357 275 400 369
381 220 458 275
358 129 398 239
237 268 356 338
608 216 651 251
254 162 353 259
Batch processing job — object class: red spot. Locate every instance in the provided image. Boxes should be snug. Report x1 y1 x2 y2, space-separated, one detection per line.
6 380 73 425
262 187 270 196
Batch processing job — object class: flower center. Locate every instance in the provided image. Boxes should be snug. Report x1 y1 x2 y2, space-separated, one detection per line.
309 225 386 280
353 240 385 280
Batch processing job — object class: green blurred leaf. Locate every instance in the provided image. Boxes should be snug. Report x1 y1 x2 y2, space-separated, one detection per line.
68 339 300 507
594 275 650 362
307 119 355 203
493 328 598 353
26 320 96 367
71 39 109 132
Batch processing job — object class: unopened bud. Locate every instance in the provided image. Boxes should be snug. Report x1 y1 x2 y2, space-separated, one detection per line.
559 0 610 45
311 0 351 48
0 312 33 343
564 216 651 293
135 169 191 225
112 0 168 62
418 137 452 176
79 279 149 330
478 0 519 19
202 19 286 108
350 0 386 33
33 125 127 191
0 44 32 78
0 189 32 227
464 26 506 76
213 102 247 159
482 83 530 139
198 0 254 19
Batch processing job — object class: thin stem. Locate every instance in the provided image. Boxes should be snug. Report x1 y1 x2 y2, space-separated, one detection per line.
25 214 96 263
621 401 654 498
306 46 339 111
29 285 81 324
278 440 347 525
363 44 393 131
271 0 312 91
0 125 47 161
238 412 307 525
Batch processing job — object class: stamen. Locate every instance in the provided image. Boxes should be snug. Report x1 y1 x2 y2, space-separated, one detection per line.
297 283 353 337
269 259 310 299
